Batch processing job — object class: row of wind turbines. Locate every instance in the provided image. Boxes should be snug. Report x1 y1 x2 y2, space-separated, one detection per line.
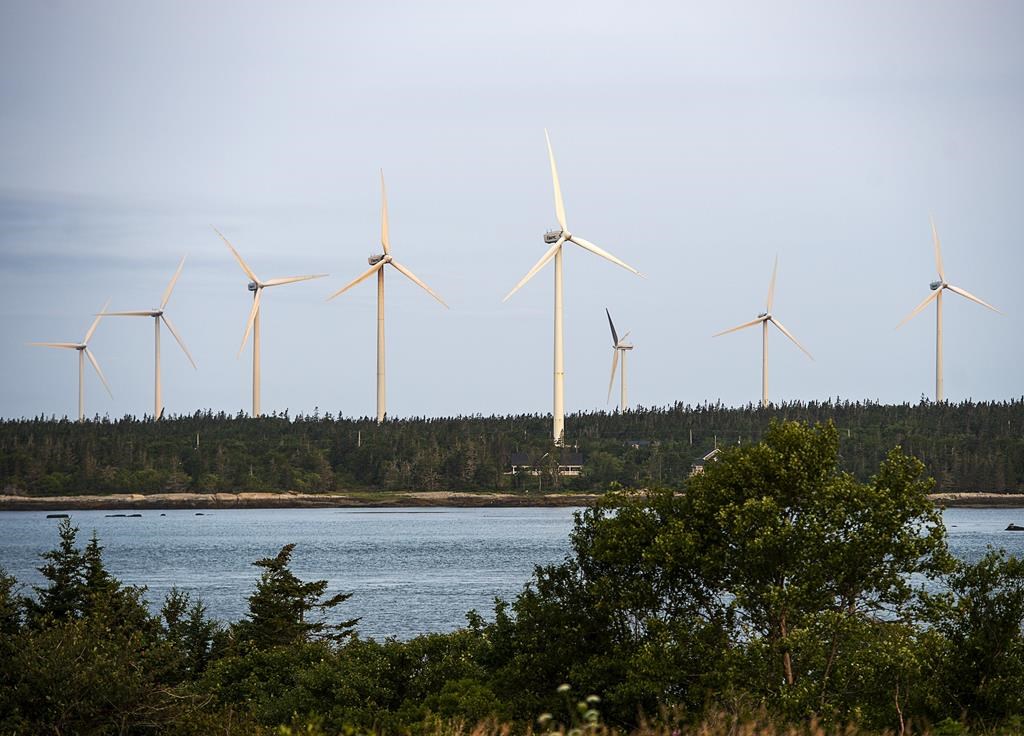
30 131 1002 443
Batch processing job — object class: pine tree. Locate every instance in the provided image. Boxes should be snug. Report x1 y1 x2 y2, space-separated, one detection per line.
235 543 357 649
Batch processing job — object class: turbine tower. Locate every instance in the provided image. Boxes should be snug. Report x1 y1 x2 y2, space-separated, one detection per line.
29 299 113 421
101 256 197 418
214 227 326 417
327 171 448 423
713 256 812 408
504 130 641 445
897 218 1000 402
605 308 633 412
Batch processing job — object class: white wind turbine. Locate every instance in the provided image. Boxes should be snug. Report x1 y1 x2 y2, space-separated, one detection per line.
101 256 197 419
29 299 113 421
328 171 448 423
605 308 633 412
214 227 327 417
713 256 812 408
897 218 1000 402
504 130 641 445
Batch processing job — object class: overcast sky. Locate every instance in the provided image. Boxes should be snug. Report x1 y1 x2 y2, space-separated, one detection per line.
1 1 1021 421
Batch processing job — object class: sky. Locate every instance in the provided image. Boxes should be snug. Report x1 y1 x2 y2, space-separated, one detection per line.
0 0 1021 421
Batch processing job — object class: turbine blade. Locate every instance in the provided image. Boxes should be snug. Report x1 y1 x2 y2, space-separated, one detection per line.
946 284 1001 314
262 274 328 287
713 317 764 337
100 311 155 317
930 217 945 282
238 288 263 357
503 238 563 302
29 342 80 349
389 260 448 308
213 226 259 283
544 129 568 232
619 330 632 343
160 255 187 310
83 298 110 343
607 349 620 404
605 307 619 345
161 314 197 369
380 170 391 256
326 262 382 301
570 236 641 276
767 255 778 312
770 317 813 360
896 290 939 328
84 348 113 398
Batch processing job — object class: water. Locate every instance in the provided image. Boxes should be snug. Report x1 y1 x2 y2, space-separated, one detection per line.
0 507 578 639
1 506 1023 640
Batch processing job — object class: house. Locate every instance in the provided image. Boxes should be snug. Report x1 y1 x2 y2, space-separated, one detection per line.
689 447 722 476
507 450 585 476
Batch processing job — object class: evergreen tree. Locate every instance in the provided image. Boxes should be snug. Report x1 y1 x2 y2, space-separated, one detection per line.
235 543 358 649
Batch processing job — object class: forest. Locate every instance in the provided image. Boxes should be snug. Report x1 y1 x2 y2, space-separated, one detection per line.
3 421 1024 735
1 399 1023 496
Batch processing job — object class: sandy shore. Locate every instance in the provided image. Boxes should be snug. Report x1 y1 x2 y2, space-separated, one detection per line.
928 492 1024 508
1 490 1021 512
0 490 601 511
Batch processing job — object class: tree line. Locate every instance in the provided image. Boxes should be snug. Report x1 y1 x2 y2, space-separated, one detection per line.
1 399 1023 496
3 421 1024 735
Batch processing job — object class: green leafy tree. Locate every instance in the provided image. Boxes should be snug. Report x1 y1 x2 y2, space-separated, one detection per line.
920 550 1024 728
235 543 358 649
686 421 952 717
486 421 954 730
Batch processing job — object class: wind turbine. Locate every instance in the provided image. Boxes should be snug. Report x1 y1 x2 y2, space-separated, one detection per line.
504 130 641 445
897 218 1000 402
327 171 448 423
29 299 113 421
605 308 633 412
713 256 812 408
214 227 327 417
101 256 196 419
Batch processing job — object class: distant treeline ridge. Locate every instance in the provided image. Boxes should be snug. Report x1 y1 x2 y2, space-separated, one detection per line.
1 399 1022 496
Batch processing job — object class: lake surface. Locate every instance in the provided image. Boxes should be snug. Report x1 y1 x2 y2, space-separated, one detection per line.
1 505 1022 639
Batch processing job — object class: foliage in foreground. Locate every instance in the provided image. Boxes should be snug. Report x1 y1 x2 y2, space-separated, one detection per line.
2 421 1024 735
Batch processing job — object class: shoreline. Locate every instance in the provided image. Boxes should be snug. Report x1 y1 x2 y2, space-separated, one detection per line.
0 491 601 512
1 490 1023 511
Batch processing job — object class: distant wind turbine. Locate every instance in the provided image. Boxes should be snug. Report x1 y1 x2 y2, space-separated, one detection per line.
713 256 812 408
504 130 641 445
29 299 113 421
327 171 448 423
897 218 1000 402
605 308 633 412
101 256 197 418
214 227 327 417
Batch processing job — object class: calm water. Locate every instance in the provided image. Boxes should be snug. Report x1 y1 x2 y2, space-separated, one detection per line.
1 506 1022 639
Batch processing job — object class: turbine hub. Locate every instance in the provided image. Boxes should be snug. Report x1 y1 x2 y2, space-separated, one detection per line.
247 281 259 292
543 229 562 244
929 280 943 291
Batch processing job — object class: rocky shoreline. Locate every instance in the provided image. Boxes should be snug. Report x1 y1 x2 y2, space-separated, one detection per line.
1 490 1023 512
0 490 602 511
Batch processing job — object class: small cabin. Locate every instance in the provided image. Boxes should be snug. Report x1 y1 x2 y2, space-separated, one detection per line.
508 451 584 476
689 447 722 477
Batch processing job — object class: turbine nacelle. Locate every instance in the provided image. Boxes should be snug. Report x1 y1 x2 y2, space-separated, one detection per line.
758 312 769 319
247 280 259 292
930 280 944 291
543 229 562 244
368 254 387 266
